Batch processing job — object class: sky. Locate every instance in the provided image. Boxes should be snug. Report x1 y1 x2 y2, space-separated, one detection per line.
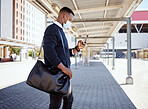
136 0 148 10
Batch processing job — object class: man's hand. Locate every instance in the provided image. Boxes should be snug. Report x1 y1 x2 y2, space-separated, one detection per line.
57 63 72 79
62 67 72 79
78 40 85 50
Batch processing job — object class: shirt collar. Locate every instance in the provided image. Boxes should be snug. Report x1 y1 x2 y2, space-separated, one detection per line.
54 21 63 29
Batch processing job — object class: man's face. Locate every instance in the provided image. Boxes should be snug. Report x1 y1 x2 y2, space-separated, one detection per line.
63 13 73 24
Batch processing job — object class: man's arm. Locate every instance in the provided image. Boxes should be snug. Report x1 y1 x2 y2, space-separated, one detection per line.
57 63 72 79
69 40 85 55
43 35 72 79
43 34 62 67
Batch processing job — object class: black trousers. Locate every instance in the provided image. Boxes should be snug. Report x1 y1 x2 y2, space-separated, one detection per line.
49 92 73 109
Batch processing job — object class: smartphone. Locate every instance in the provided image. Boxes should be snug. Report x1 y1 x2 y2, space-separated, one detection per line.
83 35 88 44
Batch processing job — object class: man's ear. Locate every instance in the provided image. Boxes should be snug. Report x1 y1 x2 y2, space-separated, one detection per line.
63 14 67 23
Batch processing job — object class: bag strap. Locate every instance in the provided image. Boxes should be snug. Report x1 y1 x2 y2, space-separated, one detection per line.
37 40 43 59
37 28 68 67
57 30 68 68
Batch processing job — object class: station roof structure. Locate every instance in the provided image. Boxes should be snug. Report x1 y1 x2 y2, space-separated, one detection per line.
0 38 35 48
27 0 143 51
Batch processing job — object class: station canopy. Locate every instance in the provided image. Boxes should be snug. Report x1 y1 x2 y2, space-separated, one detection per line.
28 0 142 52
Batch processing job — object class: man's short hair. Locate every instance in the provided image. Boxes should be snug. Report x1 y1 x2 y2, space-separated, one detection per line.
60 7 74 16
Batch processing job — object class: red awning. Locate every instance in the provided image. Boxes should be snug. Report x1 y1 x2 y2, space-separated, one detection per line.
131 11 148 21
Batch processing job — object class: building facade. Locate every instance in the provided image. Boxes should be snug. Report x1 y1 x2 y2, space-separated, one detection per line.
25 1 46 46
13 0 25 41
0 0 13 58
0 0 46 61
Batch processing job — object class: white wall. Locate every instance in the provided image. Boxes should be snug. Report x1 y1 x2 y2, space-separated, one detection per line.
108 33 148 49
65 32 75 48
1 0 13 38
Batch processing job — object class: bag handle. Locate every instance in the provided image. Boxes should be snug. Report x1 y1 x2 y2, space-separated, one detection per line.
37 28 68 67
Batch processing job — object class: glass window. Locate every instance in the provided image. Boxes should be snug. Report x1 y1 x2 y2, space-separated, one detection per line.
16 11 18 17
20 21 22 27
20 29 22 34
16 28 18 33
16 3 18 8
23 0 25 5
21 14 22 19
16 20 18 25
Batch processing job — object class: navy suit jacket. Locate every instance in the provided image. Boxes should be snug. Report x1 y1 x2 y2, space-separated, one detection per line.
43 23 74 70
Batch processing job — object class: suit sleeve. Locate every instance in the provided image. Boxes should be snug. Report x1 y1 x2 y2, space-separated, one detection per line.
69 49 74 57
43 27 62 67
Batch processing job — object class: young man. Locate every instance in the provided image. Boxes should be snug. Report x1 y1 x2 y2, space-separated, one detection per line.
43 7 85 109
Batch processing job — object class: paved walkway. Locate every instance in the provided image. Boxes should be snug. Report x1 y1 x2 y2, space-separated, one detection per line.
105 59 148 109
0 60 136 109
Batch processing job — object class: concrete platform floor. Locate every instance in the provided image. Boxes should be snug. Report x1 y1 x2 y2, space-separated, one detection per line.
0 60 136 109
104 59 148 109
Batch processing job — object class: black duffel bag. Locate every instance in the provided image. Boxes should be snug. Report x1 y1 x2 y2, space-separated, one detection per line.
26 29 71 96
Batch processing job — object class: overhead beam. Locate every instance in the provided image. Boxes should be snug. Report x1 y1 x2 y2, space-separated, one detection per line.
47 5 122 16
88 46 104 47
85 33 108 36
87 43 107 44
88 45 104 47
71 0 88 34
78 25 112 31
73 17 129 23
76 36 113 39
78 30 109 35
73 5 122 14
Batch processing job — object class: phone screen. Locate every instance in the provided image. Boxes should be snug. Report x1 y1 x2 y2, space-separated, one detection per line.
84 35 88 44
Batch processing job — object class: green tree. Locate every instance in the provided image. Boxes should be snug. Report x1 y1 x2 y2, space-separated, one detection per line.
28 50 39 57
9 47 20 55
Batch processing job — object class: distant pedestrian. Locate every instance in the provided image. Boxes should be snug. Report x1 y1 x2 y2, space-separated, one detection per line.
43 7 85 109
9 54 14 61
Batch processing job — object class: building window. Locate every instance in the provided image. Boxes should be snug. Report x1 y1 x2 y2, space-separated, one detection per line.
21 6 22 11
23 22 25 28
16 20 18 25
20 29 22 34
16 36 18 39
26 3 28 8
23 0 25 5
21 14 22 19
16 11 18 17
16 28 18 33
16 3 18 8
20 21 22 27
23 8 25 13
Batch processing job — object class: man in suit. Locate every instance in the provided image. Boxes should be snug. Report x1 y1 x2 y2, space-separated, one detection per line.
43 7 85 109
